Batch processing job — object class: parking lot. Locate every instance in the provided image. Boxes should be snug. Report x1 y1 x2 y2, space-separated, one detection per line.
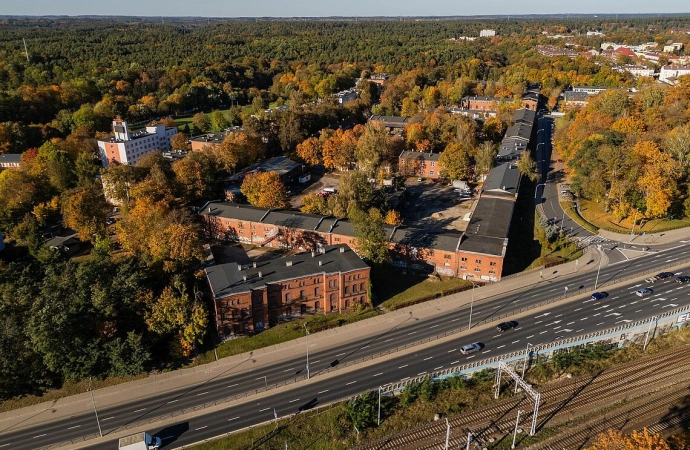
400 178 475 232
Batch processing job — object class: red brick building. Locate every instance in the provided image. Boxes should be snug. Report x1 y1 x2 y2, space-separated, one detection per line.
398 150 442 179
205 245 370 336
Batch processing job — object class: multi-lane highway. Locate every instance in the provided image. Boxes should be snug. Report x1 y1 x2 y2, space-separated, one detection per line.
5 242 690 450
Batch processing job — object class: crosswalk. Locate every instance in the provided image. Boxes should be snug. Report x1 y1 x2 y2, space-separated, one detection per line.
570 235 610 246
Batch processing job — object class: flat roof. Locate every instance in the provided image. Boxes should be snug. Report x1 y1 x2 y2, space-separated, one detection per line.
399 150 441 162
227 156 301 182
458 234 507 257
205 245 369 298
200 203 270 223
483 162 520 196
390 227 461 253
467 196 515 240
0 153 21 164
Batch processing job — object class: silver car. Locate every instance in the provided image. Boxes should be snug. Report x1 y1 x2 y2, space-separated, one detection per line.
636 288 653 297
460 343 482 355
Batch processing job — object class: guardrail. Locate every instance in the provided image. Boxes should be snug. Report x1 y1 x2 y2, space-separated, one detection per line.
39 256 690 449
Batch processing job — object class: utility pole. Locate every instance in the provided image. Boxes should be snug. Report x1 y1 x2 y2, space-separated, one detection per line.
468 280 478 330
444 418 450 450
377 385 382 426
643 316 658 351
594 244 603 290
516 343 533 393
512 410 523 449
87 377 103 437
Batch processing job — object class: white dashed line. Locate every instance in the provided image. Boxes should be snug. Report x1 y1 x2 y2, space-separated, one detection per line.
134 408 146 412
512 340 520 344
384 338 394 343
167 399 178 404
102 416 114 421
482 350 491 354
448 349 457 353
318 389 329 394
526 335 534 339
497 345 505 349
418 372 427 376
346 381 357 386
430 324 439 328
361 345 369 349
195 426 208 431
228 417 240 421
197 392 209 396
227 384 238 388
259 407 270 412
433 366 443 370
596 322 604 326
451 318 460 322
466 355 476 359
289 398 301 403
423 356 433 361
399 364 408 369
451 361 460 365
336 353 346 357
407 331 416 335
67 425 81 430
33 434 46 439
283 368 295 372
574 308 582 312
540 331 548 334
373 372 383 377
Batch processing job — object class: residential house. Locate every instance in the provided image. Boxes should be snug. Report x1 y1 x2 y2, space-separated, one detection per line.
368 115 410 135
398 150 442 179
563 91 590 110
0 153 21 171
225 156 304 185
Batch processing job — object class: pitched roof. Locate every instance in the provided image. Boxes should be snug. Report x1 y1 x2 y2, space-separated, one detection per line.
398 150 441 162
369 115 411 128
504 123 532 141
483 162 520 196
200 203 270 223
513 108 536 125
390 227 462 253
0 153 21 164
205 245 369 298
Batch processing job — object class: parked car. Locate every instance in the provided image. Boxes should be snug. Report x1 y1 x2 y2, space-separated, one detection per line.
590 292 608 301
676 275 690 283
656 272 674 280
105 217 116 225
496 321 518 332
645 277 658 284
635 288 653 297
459 343 482 355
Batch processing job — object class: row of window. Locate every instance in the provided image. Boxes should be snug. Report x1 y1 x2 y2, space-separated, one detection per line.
460 257 497 266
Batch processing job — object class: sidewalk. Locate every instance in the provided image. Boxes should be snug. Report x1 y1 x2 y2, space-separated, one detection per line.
598 227 690 246
0 248 602 436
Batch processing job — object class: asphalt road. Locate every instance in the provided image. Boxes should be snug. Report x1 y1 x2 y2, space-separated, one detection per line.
6 243 690 450
73 260 690 450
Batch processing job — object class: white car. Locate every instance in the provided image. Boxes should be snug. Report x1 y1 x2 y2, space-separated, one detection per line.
636 288 653 297
459 343 482 355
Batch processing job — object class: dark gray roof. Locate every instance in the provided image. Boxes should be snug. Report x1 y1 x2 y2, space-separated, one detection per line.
205 245 369 298
564 91 589 102
458 234 507 257
513 109 536 125
263 210 325 231
504 123 532 141
231 156 300 180
327 218 358 237
200 203 270 223
483 162 520 195
391 227 462 253
0 153 21 164
498 138 528 159
46 236 80 248
190 127 245 144
399 150 441 162
466 196 516 240
369 115 410 128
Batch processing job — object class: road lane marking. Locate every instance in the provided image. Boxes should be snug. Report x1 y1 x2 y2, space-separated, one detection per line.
67 425 81 429
597 322 604 326
33 434 47 439
289 398 301 403
227 384 238 388
259 407 270 412
430 324 439 328
574 308 582 312
576 329 584 333
466 355 476 359
384 338 394 343
399 364 408 368
423 356 433 361
497 345 505 349
540 331 548 334
407 331 416 335
636 309 643 312
512 340 520 344
197 391 209 396
482 350 491 354
566 322 574 325
433 366 443 370
534 321 542 324
346 381 357 386
102 416 114 421
418 372 427 376
195 426 208 431
228 417 240 421
451 318 460 322
318 389 329 394
373 372 383 377
134 408 146 412
448 349 457 353
283 368 295 372
361 345 369 349
526 335 534 339
167 400 178 404
451 361 459 365
336 353 346 357
0 444 10 448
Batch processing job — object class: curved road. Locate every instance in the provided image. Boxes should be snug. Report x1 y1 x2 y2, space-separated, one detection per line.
5 243 690 449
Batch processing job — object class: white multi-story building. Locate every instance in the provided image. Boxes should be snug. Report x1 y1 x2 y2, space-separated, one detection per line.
620 65 655 78
97 119 177 166
479 29 496 37
660 65 690 85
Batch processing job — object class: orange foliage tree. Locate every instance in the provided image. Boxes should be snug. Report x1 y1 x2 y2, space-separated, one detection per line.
240 171 290 209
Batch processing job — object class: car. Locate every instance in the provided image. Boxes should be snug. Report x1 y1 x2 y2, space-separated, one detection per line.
105 217 116 225
496 321 518 332
591 292 608 301
656 272 674 280
636 288 653 297
644 277 658 284
459 343 482 355
676 275 690 283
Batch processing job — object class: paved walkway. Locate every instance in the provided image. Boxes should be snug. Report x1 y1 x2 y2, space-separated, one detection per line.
0 247 602 437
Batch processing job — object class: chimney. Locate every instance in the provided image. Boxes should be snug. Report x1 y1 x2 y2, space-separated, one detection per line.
311 251 315 258
253 262 257 268
340 247 345 253
286 261 293 267
243 275 247 281
258 271 262 278
237 264 242 271
319 261 323 266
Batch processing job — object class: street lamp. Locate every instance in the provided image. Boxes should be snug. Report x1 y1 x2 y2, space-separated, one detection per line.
534 183 546 199
512 410 523 449
643 316 658 351
87 377 103 437
516 343 533 393
304 323 310 379
594 244 603 290
468 280 478 330
377 385 383 426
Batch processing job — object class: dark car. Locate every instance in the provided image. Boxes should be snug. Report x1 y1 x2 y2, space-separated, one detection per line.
496 321 518 332
105 217 116 225
656 272 674 280
677 275 690 283
591 292 608 301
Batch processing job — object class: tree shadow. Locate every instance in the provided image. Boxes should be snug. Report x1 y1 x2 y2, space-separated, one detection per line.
503 180 542 275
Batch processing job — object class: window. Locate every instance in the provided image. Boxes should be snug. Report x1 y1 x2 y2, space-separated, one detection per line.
300 290 305 299
334 238 341 242
353 284 358 293
474 268 481 272
461 257 468 262
344 285 350 294
475 259 482 264
315 287 320 296
460 266 466 270
360 282 365 291
429 170 435 176
444 255 451 260
490 261 497 266
285 293 291 302
489 270 495 275
430 161 435 167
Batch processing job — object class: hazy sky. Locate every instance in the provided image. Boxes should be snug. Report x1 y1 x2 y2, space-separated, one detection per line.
2 0 689 17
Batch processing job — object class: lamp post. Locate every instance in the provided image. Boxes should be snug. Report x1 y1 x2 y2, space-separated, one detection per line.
534 183 546 199
87 377 103 437
444 418 450 450
468 280 478 330
643 316 658 351
563 286 568 298
629 209 639 242
377 385 382 426
594 244 603 290
304 323 310 379
516 343 533 393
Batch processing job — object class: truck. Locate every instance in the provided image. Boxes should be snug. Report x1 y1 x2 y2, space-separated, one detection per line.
118 432 162 450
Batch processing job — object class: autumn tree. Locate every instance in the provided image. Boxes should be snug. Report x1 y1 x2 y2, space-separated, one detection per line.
170 132 191 151
213 133 266 174
475 141 498 177
192 112 211 133
356 122 393 176
323 127 359 171
211 110 230 131
384 210 403 226
171 151 216 201
296 136 322 166
482 117 505 143
240 171 290 209
517 150 539 182
589 428 669 450
438 142 470 180
633 140 681 218
352 207 390 264
300 192 331 215
334 171 374 219
130 164 177 206
61 183 108 241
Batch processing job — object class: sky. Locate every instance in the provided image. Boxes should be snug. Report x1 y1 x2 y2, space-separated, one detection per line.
1 0 688 18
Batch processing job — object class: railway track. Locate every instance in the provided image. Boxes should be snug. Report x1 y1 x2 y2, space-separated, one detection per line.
355 346 690 450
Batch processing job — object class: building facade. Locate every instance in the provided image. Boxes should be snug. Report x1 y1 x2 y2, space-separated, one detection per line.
205 245 370 337
660 65 690 84
97 119 177 166
0 153 21 171
398 150 442 179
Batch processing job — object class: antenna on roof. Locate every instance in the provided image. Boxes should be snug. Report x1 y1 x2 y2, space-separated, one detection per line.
22 38 29 63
